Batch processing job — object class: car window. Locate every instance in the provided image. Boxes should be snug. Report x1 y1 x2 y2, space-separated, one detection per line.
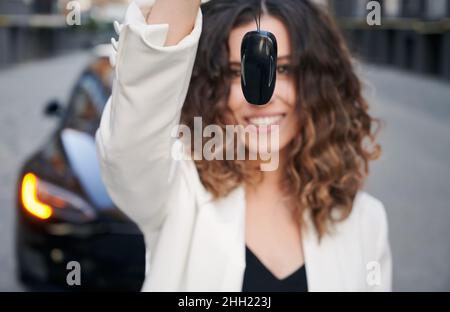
65 73 108 136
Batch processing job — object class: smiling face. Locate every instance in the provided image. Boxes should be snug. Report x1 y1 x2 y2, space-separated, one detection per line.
183 0 377 237
227 15 299 155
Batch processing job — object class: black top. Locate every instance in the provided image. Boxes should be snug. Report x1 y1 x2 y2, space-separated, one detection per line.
242 245 308 292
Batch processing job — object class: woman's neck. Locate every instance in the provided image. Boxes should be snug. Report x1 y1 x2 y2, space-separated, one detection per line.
244 150 298 218
246 148 288 198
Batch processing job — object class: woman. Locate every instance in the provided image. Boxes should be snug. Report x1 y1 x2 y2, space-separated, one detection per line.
96 0 392 291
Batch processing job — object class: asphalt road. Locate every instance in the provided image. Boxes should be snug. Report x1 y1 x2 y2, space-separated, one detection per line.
0 52 449 291
360 64 450 291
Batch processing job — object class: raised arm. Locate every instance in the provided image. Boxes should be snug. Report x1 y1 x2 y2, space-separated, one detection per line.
147 0 202 46
95 0 203 232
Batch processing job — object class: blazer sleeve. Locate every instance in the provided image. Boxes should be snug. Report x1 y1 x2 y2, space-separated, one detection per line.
95 1 203 232
360 196 393 292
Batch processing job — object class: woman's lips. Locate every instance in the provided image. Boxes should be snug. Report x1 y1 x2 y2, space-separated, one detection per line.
244 114 286 133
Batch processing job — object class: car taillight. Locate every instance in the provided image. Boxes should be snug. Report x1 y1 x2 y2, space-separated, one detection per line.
20 172 96 223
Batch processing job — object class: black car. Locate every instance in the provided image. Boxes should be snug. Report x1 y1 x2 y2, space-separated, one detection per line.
15 46 145 291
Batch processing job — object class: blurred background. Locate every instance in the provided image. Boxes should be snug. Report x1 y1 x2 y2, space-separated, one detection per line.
0 0 449 292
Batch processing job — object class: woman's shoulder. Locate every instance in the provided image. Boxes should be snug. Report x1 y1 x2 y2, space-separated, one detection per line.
326 191 392 291
353 190 388 226
340 190 389 243
329 190 388 240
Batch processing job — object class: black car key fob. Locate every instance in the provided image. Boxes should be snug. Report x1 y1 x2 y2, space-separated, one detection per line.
240 30 278 105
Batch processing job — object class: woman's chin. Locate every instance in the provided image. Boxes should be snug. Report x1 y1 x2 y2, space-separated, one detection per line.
242 138 284 158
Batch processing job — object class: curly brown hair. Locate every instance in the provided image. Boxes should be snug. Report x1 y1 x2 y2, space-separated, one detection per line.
180 0 382 241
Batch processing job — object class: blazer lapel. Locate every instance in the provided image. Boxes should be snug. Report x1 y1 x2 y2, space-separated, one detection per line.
219 186 246 291
184 173 344 292
218 186 345 292
183 184 246 291
301 212 344 291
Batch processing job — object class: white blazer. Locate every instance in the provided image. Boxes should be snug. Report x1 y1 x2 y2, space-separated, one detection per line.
95 1 393 292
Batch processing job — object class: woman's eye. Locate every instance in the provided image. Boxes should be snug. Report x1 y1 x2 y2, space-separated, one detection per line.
230 69 241 78
277 65 292 75
228 65 292 79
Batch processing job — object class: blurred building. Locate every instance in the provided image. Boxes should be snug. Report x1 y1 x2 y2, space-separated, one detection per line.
0 0 127 67
0 0 54 15
2 0 450 81
328 0 450 80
